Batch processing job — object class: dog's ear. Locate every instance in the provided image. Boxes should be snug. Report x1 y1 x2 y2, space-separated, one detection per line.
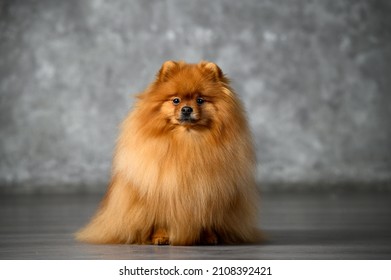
199 61 224 81
157 60 179 82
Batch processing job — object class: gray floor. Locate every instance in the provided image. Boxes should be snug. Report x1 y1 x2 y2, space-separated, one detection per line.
0 192 390 259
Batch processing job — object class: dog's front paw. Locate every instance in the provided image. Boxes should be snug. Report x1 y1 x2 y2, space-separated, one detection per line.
201 229 218 245
151 229 170 245
152 236 170 245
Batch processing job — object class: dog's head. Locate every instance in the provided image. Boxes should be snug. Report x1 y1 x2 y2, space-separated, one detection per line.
146 60 233 130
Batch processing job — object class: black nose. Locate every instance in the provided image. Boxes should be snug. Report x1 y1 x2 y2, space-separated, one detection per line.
181 106 193 115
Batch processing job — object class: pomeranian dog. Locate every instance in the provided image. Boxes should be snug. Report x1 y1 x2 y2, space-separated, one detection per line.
76 60 260 245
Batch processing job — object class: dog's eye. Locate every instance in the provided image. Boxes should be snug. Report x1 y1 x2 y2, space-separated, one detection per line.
196 98 204 105
172 98 181 105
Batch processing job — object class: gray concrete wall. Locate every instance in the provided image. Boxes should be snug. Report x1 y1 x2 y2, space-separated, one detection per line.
1 0 390 193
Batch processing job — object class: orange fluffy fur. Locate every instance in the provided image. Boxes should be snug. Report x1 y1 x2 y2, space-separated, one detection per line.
76 60 260 245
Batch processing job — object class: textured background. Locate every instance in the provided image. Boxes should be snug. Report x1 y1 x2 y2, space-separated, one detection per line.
1 0 390 193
